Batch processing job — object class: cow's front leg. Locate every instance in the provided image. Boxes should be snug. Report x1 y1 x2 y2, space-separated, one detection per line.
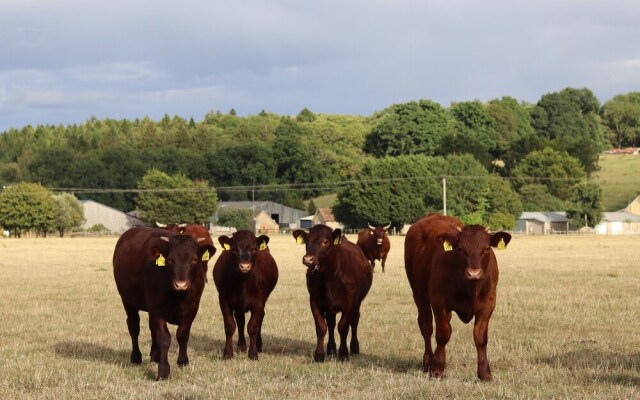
247 306 265 360
310 298 327 362
151 317 172 380
219 299 236 359
235 309 247 353
474 311 493 381
337 302 354 361
326 311 337 356
431 308 452 378
124 306 142 364
176 312 197 367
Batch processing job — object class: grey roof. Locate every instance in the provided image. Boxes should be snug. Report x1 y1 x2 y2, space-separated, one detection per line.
602 211 640 222
518 212 567 223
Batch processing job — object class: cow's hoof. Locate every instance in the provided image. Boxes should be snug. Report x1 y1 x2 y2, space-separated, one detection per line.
327 343 336 356
313 352 325 362
130 351 142 365
238 343 247 353
350 342 360 355
223 351 234 360
177 356 189 367
248 351 259 360
157 364 170 380
430 369 444 379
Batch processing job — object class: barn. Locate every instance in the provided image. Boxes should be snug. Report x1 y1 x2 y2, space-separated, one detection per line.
595 211 640 235
312 208 344 230
217 201 307 230
514 212 569 235
80 200 143 234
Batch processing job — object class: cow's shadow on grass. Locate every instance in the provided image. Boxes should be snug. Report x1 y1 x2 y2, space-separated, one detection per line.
53 341 130 365
189 333 314 358
537 349 640 386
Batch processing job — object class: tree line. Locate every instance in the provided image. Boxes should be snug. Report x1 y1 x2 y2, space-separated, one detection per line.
1 87 636 230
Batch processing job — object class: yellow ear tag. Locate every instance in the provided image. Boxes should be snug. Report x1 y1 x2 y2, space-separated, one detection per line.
334 236 341 245
443 240 453 252
156 254 166 266
296 236 304 245
259 242 267 251
497 238 506 250
369 230 373 235
223 243 231 251
201 250 210 261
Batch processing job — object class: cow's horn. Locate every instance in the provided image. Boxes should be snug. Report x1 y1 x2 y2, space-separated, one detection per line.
368 223 375 230
196 237 205 243
383 223 391 230
156 221 167 228
178 223 188 228
160 236 170 242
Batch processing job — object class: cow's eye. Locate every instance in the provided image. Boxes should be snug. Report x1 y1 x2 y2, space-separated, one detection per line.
191 257 198 265
167 258 175 265
322 240 330 246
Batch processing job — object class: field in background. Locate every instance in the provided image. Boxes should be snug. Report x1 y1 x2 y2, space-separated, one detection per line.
1 234 640 399
592 154 640 211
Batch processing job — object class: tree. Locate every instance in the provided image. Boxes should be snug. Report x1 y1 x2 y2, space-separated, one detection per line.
364 100 452 157
296 108 317 122
566 182 603 229
530 87 605 175
135 170 218 225
512 147 584 201
333 155 441 228
443 101 498 166
0 182 57 237
600 92 640 148
217 209 253 230
53 193 85 237
518 184 566 211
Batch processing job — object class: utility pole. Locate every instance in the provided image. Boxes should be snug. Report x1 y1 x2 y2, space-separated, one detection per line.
442 176 447 216
252 178 256 234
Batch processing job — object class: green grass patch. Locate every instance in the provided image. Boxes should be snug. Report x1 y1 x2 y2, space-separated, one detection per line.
593 154 640 211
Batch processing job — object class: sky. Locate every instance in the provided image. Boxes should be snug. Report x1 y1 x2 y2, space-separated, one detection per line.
1 0 639 132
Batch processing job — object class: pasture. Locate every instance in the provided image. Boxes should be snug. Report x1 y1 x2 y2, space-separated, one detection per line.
1 233 640 399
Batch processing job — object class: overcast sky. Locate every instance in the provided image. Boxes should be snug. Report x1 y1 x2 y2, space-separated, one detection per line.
1 0 639 131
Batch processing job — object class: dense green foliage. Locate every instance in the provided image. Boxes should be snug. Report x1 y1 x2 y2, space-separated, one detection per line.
0 86 633 230
53 193 85 237
217 209 254 231
566 182 604 228
135 170 218 225
0 183 58 236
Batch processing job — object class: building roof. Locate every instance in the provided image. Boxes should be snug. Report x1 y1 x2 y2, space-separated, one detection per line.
518 211 567 223
317 208 336 222
602 211 640 222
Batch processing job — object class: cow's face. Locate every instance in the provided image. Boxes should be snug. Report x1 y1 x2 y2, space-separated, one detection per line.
293 225 342 268
368 223 390 246
218 231 269 274
436 226 511 281
151 235 213 291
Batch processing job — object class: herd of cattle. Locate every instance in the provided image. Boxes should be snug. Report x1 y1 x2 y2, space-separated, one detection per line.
112 213 511 381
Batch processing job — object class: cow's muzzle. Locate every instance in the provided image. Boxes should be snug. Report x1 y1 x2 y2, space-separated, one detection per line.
302 255 317 267
172 280 191 291
465 268 484 281
376 239 383 245
239 262 252 273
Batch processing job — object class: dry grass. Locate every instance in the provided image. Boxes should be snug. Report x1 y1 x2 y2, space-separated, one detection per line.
1 234 640 399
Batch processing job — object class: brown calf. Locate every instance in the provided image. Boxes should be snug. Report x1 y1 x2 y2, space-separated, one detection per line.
292 225 372 362
356 223 391 272
113 227 215 380
404 213 511 381
213 230 278 360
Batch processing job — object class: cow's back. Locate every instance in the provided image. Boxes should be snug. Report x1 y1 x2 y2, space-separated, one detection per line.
113 227 165 311
404 213 463 294
339 239 372 301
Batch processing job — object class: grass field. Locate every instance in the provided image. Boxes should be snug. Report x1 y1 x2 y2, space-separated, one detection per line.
593 154 640 211
1 234 640 399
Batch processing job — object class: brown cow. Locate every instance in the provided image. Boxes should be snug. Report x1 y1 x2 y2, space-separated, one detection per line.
292 225 372 362
156 222 215 282
356 223 391 272
213 230 278 360
113 227 215 380
404 213 511 381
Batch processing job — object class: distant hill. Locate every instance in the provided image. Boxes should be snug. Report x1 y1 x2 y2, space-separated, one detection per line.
593 154 640 211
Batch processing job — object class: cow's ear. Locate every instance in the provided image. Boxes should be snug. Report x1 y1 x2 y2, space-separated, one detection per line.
218 235 232 251
436 232 457 252
332 229 343 245
150 237 170 264
292 230 307 245
490 231 511 250
198 244 216 261
257 235 270 250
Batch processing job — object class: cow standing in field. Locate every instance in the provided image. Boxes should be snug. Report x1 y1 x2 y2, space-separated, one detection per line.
213 230 278 360
404 213 511 381
113 227 215 380
292 225 372 362
156 222 215 282
356 223 391 272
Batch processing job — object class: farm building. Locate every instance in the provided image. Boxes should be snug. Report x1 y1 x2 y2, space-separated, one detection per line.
595 211 640 235
81 200 143 233
514 212 569 235
312 208 344 230
299 215 314 229
254 210 280 234
624 195 640 215
217 201 307 229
